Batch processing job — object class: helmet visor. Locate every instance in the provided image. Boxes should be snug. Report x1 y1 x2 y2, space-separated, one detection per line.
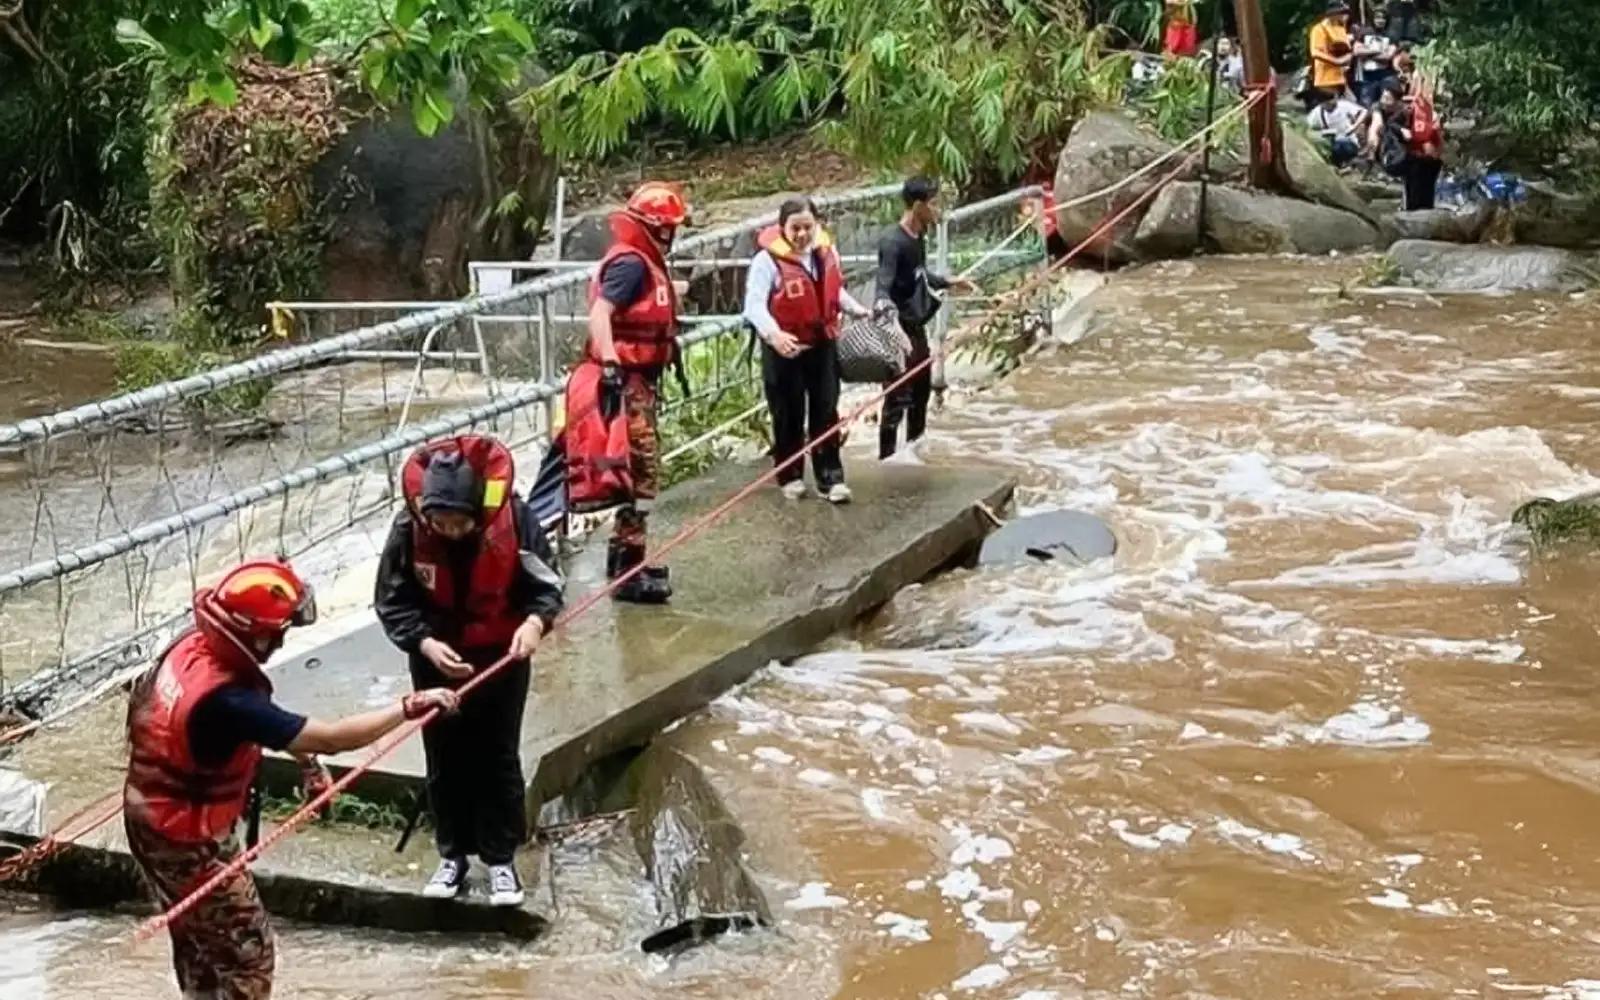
292 583 318 628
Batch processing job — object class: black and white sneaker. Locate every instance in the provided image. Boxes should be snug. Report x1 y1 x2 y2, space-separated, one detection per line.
487 863 524 907
422 856 467 899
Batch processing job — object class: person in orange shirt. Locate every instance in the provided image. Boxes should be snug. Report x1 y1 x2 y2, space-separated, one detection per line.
1308 1 1354 101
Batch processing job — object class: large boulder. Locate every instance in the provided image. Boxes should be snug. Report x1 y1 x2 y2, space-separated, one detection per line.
315 103 557 301
1385 205 1495 245
1512 186 1600 249
1053 112 1196 265
1134 182 1379 258
1280 125 1377 222
1387 239 1595 293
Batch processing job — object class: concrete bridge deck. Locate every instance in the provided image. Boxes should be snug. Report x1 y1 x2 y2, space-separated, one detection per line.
0 459 1013 934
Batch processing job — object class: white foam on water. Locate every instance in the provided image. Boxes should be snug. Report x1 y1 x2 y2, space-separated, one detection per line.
875 911 933 942
953 964 1011 991
938 868 983 900
961 899 1028 952
949 825 1015 866
1109 819 1192 851
1009 745 1074 764
954 711 1024 738
1215 819 1317 863
752 746 795 766
1303 702 1431 747
797 768 834 786
1367 889 1412 910
784 882 848 911
1308 326 1365 357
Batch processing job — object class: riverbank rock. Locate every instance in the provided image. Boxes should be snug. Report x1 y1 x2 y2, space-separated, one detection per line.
1133 182 1379 258
1053 112 1197 265
1512 186 1600 250
1385 205 1495 245
1280 126 1378 223
1387 239 1595 292
315 99 557 301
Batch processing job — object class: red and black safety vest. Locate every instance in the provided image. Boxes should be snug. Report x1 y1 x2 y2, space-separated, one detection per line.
585 214 679 371
399 435 524 650
562 361 634 512
125 630 267 844
757 225 843 344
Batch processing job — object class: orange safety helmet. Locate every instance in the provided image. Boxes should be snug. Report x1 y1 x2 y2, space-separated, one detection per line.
195 558 317 665
626 182 690 229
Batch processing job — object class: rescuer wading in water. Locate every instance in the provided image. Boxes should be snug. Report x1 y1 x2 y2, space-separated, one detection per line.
124 558 459 1000
741 196 871 502
376 434 565 905
562 182 691 604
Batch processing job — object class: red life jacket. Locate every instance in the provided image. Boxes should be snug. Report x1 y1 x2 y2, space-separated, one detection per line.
585 214 679 371
562 359 634 512
1409 90 1442 158
757 225 843 344
1040 186 1059 240
399 435 524 650
125 629 268 844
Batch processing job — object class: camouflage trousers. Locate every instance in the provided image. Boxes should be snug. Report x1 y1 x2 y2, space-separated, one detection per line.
614 372 660 554
125 814 275 1000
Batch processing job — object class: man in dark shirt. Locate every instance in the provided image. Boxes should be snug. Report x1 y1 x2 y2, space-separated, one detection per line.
376 436 564 905
125 558 459 1000
874 176 977 459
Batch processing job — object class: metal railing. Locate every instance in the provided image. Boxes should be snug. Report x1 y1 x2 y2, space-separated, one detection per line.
0 182 1041 729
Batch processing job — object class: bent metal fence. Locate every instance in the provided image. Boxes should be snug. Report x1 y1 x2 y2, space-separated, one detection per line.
0 184 1043 735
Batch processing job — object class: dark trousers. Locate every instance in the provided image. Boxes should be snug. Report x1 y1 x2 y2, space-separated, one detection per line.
1403 156 1443 211
879 324 932 459
409 651 530 865
761 339 844 489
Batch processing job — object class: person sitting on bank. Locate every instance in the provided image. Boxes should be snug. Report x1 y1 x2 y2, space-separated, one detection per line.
376 434 564 907
125 559 459 1000
742 197 871 503
874 176 977 460
1307 88 1370 167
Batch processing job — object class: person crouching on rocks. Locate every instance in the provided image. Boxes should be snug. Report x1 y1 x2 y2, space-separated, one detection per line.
125 558 459 1000
742 197 872 504
376 434 564 907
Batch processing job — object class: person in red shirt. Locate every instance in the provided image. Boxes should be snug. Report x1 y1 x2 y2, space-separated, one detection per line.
1163 0 1200 57
124 559 458 1000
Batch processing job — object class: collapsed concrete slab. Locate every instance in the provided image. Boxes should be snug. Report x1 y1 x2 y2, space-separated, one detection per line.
0 459 1012 936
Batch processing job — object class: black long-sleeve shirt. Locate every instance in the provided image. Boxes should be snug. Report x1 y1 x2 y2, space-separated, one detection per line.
375 494 564 654
874 222 951 326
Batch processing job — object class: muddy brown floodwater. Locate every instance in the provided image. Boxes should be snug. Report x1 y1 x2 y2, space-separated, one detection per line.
8 256 1600 998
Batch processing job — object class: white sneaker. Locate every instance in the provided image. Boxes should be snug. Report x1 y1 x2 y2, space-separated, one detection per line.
824 483 853 505
487 862 524 906
780 480 807 500
422 857 467 899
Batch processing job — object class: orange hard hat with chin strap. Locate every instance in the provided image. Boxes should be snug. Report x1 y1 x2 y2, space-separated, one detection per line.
195 558 317 666
626 182 691 229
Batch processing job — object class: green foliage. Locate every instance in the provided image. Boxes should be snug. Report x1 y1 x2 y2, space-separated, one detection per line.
1131 53 1244 143
521 0 1131 184
262 788 420 831
1512 495 1600 552
660 333 768 488
1423 23 1595 167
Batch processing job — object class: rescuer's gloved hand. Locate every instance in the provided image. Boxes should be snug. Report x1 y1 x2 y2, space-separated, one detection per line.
599 363 625 422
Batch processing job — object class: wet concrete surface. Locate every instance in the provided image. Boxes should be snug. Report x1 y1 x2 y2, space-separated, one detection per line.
261 459 1013 810
0 458 1010 935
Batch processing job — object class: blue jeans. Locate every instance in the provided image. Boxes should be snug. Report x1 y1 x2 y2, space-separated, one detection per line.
1326 136 1361 167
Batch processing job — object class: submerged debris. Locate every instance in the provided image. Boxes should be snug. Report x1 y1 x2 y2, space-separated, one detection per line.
1511 494 1600 551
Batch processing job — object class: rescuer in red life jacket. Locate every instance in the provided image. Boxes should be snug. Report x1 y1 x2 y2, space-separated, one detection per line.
741 197 872 502
124 558 458 1000
375 434 564 906
562 182 690 604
